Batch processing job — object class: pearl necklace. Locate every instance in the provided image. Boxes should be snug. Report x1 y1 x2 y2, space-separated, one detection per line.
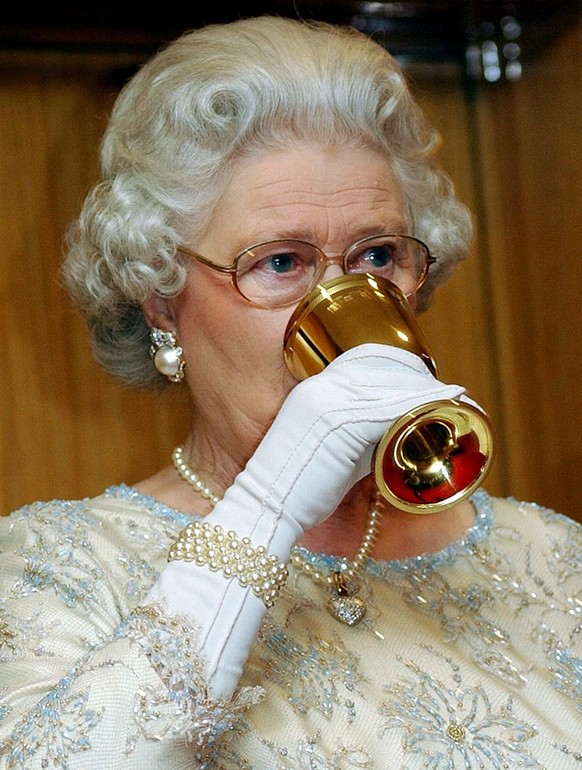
172 446 221 507
171 444 383 626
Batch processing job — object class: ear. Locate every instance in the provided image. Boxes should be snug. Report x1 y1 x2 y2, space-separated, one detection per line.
141 293 176 331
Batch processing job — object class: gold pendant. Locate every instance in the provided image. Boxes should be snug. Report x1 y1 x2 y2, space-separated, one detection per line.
326 573 366 626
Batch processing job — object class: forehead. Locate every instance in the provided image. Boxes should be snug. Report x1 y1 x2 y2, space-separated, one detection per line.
206 144 406 249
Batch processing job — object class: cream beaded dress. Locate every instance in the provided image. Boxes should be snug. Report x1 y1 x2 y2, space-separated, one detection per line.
0 487 580 769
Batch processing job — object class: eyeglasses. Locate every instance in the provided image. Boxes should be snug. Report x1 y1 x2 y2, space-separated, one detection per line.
180 233 435 309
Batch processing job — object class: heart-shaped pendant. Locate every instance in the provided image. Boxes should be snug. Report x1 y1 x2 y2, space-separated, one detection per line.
326 593 367 626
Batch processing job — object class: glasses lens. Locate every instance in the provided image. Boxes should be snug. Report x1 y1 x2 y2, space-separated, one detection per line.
345 235 429 295
235 241 321 308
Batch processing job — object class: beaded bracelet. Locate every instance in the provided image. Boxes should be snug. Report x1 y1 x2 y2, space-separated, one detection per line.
167 520 289 608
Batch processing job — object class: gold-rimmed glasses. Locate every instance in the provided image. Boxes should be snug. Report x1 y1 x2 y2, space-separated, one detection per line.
180 233 436 309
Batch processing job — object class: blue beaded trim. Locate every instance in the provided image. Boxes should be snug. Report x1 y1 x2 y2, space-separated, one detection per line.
105 484 494 578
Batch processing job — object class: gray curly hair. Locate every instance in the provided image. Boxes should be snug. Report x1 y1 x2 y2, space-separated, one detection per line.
62 15 473 388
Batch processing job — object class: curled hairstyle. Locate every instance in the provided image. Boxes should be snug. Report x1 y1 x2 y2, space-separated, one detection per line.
62 15 473 388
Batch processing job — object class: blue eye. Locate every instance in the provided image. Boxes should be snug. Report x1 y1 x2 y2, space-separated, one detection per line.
347 241 399 274
236 240 319 308
268 253 296 273
362 245 392 268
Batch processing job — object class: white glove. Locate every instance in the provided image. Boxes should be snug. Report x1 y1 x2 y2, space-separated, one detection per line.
146 343 469 698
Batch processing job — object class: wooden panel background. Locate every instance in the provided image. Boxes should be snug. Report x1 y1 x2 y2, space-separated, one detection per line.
420 20 582 521
1 19 580 522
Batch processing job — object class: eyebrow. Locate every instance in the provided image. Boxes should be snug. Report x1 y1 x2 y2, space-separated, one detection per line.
240 221 410 249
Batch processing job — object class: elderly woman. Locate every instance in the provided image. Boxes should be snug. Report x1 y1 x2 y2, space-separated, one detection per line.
0 15 579 770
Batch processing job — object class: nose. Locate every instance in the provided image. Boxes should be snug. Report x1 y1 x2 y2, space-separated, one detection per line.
321 254 345 282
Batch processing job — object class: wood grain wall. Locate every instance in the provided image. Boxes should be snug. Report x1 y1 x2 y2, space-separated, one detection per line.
419 21 582 521
1 20 580 522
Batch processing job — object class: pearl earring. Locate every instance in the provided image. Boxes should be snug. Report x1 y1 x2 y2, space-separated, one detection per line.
149 327 185 383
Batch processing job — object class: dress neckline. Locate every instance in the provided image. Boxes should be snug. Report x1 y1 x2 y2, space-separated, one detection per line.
104 483 494 573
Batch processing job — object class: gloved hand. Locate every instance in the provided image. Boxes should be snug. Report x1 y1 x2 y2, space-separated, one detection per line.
146 343 471 698
216 343 471 555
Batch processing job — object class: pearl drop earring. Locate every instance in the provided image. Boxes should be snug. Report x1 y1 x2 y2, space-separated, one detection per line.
149 327 185 383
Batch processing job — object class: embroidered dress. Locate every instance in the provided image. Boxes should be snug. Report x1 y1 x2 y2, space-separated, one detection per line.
0 487 580 769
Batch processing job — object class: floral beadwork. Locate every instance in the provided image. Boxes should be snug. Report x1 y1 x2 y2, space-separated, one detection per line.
536 624 582 710
1 664 104 770
378 649 542 769
260 731 373 770
255 622 366 720
0 603 18 661
10 501 103 610
115 550 161 601
122 603 262 762
0 600 53 663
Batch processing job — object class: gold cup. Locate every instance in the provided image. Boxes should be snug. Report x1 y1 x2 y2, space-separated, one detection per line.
283 273 495 513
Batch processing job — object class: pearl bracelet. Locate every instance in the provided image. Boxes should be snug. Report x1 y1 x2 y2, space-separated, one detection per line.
167 520 289 607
